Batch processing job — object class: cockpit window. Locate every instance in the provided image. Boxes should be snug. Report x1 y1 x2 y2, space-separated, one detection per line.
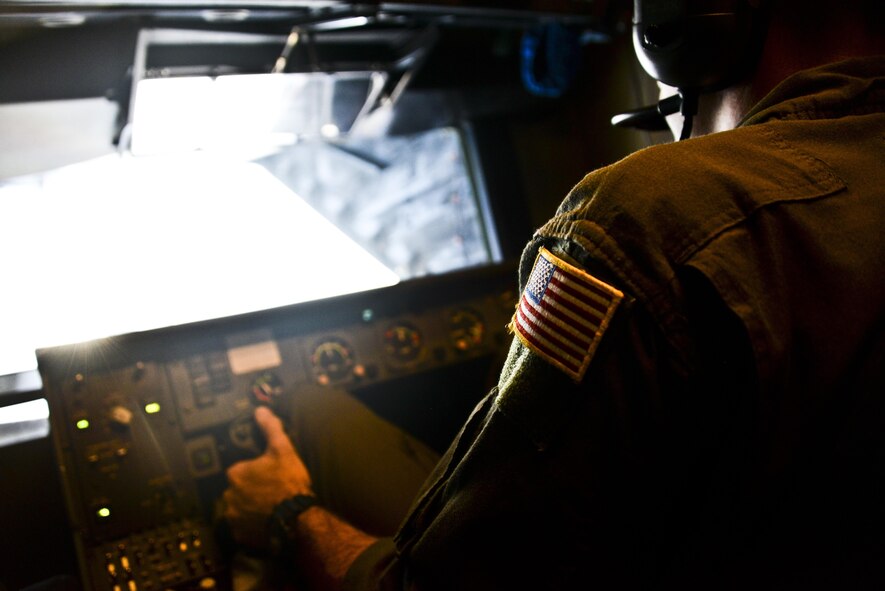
258 127 495 278
0 79 497 377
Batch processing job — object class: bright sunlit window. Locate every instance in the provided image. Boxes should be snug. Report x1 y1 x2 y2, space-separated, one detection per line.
0 153 399 376
129 72 385 156
0 74 494 378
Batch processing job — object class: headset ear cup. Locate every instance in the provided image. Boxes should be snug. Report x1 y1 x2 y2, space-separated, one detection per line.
633 0 758 91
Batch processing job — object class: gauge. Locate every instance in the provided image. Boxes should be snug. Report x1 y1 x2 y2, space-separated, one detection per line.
310 337 355 385
383 322 424 364
449 308 485 352
249 371 284 408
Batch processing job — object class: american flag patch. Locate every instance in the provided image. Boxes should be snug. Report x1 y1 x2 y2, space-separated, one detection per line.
511 247 623 382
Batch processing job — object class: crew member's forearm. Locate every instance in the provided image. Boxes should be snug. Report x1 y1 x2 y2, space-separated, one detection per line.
290 506 378 591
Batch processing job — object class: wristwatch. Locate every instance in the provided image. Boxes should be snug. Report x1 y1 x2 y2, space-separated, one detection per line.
267 494 319 557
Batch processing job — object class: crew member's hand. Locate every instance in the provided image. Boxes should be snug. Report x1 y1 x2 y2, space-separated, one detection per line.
223 406 314 549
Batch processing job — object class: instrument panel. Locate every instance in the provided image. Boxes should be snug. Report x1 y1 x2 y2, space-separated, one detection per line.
38 263 517 591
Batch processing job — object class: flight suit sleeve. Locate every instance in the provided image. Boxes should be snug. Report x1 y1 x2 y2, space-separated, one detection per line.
342 537 402 591
345 245 749 590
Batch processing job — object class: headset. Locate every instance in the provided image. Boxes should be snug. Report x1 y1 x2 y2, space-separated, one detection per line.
613 0 769 139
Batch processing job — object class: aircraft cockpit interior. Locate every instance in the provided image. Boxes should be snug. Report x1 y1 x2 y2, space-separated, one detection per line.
0 2 665 589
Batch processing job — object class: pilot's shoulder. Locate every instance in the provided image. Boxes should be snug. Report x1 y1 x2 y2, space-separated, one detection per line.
598 124 776 200
560 122 830 230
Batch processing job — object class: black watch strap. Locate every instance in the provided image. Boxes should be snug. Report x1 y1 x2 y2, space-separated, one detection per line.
268 494 319 556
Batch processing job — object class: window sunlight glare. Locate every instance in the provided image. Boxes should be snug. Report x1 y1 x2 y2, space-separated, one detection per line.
0 153 399 376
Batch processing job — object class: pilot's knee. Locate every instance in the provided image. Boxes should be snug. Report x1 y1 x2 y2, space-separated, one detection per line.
285 385 357 445
288 384 352 416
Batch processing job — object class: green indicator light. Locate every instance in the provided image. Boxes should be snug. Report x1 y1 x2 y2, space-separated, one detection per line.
76 419 90 430
97 507 111 518
144 402 161 414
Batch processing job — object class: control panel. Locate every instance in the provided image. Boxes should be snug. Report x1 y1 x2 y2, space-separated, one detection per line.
86 520 221 591
39 264 516 591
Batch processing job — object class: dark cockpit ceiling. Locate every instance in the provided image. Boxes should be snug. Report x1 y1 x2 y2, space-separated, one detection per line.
0 0 649 151
0 1 608 99
0 2 662 590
